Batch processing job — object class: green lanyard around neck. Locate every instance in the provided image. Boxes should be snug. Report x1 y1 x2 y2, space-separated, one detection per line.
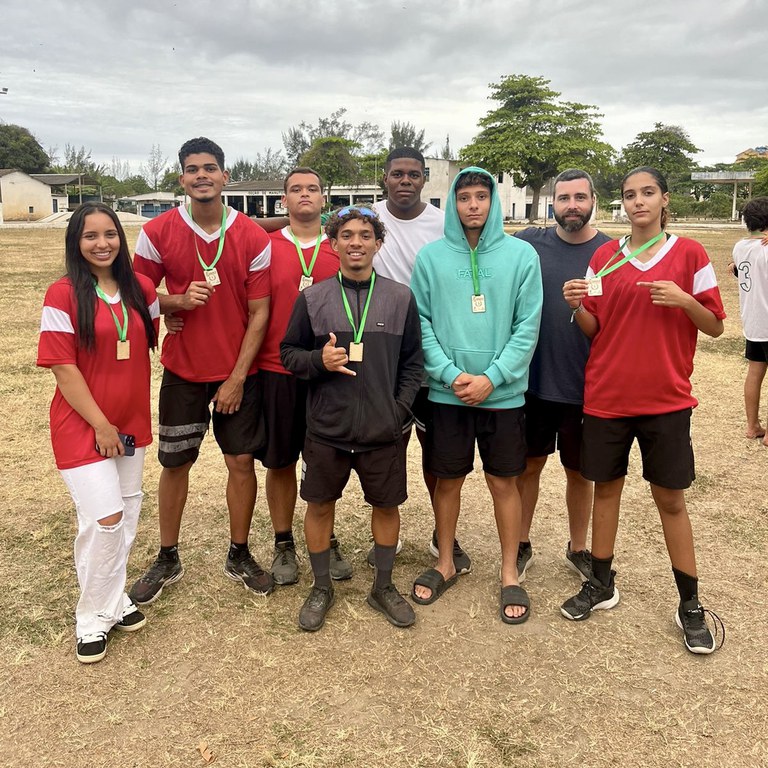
596 231 666 279
469 247 482 296
93 282 128 342
188 204 227 272
338 271 376 344
289 229 323 277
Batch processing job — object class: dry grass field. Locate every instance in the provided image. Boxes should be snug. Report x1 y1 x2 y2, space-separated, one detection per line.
0 221 765 768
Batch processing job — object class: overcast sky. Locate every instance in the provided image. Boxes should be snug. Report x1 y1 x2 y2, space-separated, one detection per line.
1 0 766 174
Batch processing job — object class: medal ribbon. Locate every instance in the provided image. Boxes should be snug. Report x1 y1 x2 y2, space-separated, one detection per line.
188 204 227 274
289 230 323 277
595 231 666 279
93 283 128 342
469 247 482 296
338 270 376 344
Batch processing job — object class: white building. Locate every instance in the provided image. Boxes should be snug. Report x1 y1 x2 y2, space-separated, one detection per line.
0 169 56 222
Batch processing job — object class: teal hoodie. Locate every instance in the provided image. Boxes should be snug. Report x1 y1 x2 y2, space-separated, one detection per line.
410 167 542 408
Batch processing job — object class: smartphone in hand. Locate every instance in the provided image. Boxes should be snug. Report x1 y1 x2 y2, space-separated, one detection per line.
95 433 136 456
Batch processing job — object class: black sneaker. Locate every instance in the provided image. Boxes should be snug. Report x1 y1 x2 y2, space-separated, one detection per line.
675 599 722 655
565 542 592 580
329 535 352 581
561 571 620 621
224 552 274 595
113 605 147 633
517 542 534 583
271 541 299 585
299 585 335 631
76 632 108 664
128 553 184 606
429 530 472 574
367 583 416 628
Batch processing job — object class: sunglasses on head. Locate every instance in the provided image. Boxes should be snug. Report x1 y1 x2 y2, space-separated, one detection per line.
336 206 378 219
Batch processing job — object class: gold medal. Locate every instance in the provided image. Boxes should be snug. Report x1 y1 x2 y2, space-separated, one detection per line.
472 294 486 313
116 339 130 360
348 342 364 362
205 267 221 286
299 275 314 291
587 277 603 297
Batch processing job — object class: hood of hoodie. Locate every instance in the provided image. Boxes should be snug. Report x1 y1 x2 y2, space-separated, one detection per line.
443 166 506 253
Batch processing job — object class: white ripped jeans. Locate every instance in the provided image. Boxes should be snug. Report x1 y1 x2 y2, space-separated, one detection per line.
60 448 145 639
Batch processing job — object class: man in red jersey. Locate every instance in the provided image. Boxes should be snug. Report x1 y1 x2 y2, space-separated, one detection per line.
254 167 352 585
130 136 273 604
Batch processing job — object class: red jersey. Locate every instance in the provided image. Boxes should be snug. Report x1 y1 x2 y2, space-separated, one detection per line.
256 227 339 374
582 234 725 418
37 274 160 470
133 207 270 382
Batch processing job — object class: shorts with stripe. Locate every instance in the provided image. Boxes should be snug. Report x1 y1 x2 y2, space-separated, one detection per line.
253 369 308 469
158 369 264 468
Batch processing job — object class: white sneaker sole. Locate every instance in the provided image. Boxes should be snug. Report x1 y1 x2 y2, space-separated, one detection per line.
517 552 534 584
560 587 620 621
130 567 184 606
675 611 716 654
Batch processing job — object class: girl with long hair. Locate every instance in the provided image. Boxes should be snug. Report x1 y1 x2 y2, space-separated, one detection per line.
37 202 159 663
561 167 725 654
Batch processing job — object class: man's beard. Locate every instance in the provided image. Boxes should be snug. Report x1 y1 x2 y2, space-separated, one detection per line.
555 208 593 233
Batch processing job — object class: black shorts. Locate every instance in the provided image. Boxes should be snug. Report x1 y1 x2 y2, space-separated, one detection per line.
745 339 768 363
253 370 307 469
300 437 407 507
157 369 264 468
580 409 695 490
425 403 527 479
411 387 432 433
524 393 583 471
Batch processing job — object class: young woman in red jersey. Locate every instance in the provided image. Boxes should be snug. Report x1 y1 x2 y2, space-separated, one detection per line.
37 203 159 663
561 167 725 654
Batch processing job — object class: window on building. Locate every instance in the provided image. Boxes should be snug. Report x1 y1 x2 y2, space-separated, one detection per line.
430 198 440 209
424 167 431 181
497 173 504 184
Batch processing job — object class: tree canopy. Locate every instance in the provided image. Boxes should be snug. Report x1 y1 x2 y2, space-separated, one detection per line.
299 137 359 199
389 121 431 154
619 123 701 187
0 124 49 173
460 75 613 221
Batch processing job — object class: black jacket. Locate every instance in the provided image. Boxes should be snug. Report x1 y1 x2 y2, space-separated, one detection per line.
280 272 423 452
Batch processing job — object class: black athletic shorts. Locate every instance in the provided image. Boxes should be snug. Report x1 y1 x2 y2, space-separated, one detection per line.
425 403 527 479
745 339 768 363
253 370 308 469
524 393 584 471
410 387 432 433
157 369 264 468
300 436 407 507
580 408 695 490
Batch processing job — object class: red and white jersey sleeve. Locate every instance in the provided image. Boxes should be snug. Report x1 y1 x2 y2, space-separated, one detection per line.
37 274 159 470
134 207 271 382
582 235 725 418
256 227 339 374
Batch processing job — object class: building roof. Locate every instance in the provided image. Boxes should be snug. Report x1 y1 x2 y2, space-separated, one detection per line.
0 168 21 178
118 191 183 202
30 173 101 186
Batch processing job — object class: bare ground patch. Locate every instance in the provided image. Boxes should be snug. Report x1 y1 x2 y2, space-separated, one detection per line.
0 224 765 767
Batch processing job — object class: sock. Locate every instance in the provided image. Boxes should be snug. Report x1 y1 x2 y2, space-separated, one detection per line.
159 544 179 560
275 531 294 545
228 541 249 560
309 548 331 588
373 543 397 589
592 554 614 586
672 567 698 604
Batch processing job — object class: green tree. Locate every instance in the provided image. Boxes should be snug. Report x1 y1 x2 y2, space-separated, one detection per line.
53 144 106 176
299 137 359 199
159 168 182 195
460 74 613 222
101 173 152 201
0 124 49 172
283 108 384 165
619 123 700 189
441 134 455 161
389 121 431 154
753 164 768 197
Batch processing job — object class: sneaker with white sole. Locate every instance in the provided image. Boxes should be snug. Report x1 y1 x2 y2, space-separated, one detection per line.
565 542 592 580
516 542 533 583
429 530 472 574
224 552 274 595
113 605 147 633
561 571 620 621
76 632 108 664
675 599 723 655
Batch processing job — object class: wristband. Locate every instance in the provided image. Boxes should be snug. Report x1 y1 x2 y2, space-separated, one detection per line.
570 304 584 324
